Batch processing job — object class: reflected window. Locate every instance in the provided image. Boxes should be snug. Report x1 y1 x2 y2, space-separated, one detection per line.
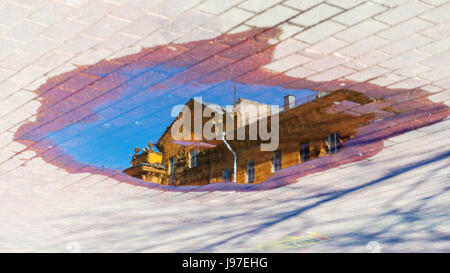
222 168 231 182
272 151 282 172
328 133 339 154
190 149 197 168
300 142 310 162
169 157 175 175
246 160 255 183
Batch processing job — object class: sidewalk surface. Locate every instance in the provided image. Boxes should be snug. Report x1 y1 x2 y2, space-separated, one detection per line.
0 0 449 252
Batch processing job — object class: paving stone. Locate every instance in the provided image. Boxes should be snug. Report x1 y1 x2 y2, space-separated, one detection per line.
332 2 386 26
304 53 350 71
418 36 450 54
344 50 392 70
333 19 388 43
419 2 450 23
149 0 203 18
43 18 88 42
82 15 130 39
420 0 448 6
377 17 433 41
375 0 432 25
29 1 74 25
138 29 179 48
271 38 308 59
57 34 101 55
421 21 450 39
294 20 346 43
273 22 304 40
120 14 168 38
239 0 283 12
196 0 243 15
0 52 35 71
289 3 342 27
284 66 316 78
68 0 117 24
246 4 298 27
0 38 24 59
5 19 47 43
379 34 432 55
264 53 311 72
430 88 450 100
307 37 348 55
388 77 429 89
380 51 429 70
420 51 450 68
164 10 212 34
0 2 32 27
369 73 406 86
395 64 431 78
21 35 63 56
206 7 254 33
345 66 387 82
339 36 390 57
284 0 325 11
308 65 354 81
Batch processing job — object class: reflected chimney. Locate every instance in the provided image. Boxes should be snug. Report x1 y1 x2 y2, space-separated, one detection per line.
284 95 295 111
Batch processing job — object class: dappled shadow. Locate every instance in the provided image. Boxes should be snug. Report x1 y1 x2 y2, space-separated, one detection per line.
44 144 449 252
192 150 449 251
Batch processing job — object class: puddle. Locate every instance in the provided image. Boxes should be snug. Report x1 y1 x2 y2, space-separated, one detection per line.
13 27 449 191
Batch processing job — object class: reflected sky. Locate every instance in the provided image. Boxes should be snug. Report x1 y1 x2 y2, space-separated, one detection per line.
44 63 315 170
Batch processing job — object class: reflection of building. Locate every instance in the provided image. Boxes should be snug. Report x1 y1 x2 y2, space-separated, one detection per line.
123 89 380 186
123 142 166 184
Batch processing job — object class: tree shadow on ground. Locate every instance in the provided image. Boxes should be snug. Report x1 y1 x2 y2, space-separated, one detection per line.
48 148 449 252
